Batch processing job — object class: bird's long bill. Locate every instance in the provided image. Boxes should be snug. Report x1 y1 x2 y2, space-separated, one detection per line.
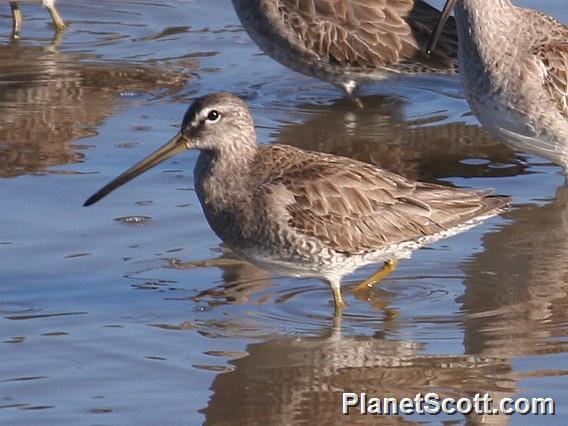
426 0 457 55
84 132 188 206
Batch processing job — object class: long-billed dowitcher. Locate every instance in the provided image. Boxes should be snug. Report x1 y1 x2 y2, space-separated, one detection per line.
427 0 568 171
8 0 65 38
84 92 510 313
231 0 459 95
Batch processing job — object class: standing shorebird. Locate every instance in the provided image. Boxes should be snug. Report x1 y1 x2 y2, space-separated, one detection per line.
231 0 459 95
84 93 510 314
427 0 568 171
8 0 66 39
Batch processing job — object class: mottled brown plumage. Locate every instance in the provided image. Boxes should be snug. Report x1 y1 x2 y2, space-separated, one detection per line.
232 0 458 93
85 93 510 311
247 144 502 256
0 43 189 178
535 41 568 118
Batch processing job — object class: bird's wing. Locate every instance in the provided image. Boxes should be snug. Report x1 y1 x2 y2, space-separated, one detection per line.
533 41 568 119
273 0 456 69
254 145 503 255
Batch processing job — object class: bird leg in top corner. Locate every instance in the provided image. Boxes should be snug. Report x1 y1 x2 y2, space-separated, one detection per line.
45 0 66 31
10 2 22 39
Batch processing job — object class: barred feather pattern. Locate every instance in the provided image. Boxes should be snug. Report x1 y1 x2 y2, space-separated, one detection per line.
231 0 458 90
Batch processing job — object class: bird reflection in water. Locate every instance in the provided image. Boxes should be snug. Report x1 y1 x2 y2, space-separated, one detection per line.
0 43 191 178
198 327 516 425
277 95 529 182
461 184 568 359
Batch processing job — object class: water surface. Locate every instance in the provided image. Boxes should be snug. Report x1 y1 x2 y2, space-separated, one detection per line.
1 1 567 424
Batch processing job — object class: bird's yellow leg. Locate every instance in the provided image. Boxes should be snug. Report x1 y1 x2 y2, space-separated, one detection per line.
45 1 66 31
351 260 400 318
10 2 23 39
352 259 398 294
331 286 345 309
328 278 346 315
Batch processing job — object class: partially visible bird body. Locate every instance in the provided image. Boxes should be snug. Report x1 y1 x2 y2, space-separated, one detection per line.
231 0 459 94
430 0 568 170
85 93 510 311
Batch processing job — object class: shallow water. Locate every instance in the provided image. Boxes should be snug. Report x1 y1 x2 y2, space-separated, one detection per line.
1 0 567 424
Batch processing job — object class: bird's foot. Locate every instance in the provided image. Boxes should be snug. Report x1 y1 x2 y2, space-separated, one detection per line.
45 2 66 32
351 259 398 301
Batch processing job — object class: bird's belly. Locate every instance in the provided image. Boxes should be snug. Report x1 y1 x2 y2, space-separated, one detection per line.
467 91 568 168
233 236 422 283
216 208 493 283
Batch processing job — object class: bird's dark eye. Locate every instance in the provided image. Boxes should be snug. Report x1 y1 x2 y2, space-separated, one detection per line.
207 110 220 122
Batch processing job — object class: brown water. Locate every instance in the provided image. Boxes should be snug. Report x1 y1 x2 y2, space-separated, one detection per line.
1 1 567 424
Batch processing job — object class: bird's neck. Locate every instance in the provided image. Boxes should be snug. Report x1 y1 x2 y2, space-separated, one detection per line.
193 140 258 244
194 140 258 210
455 0 518 72
458 0 514 15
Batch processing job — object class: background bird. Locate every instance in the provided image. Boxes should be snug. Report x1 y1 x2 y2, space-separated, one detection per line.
428 0 568 172
231 0 459 95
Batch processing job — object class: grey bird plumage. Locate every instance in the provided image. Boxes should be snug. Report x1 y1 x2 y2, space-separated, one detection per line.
428 0 568 171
